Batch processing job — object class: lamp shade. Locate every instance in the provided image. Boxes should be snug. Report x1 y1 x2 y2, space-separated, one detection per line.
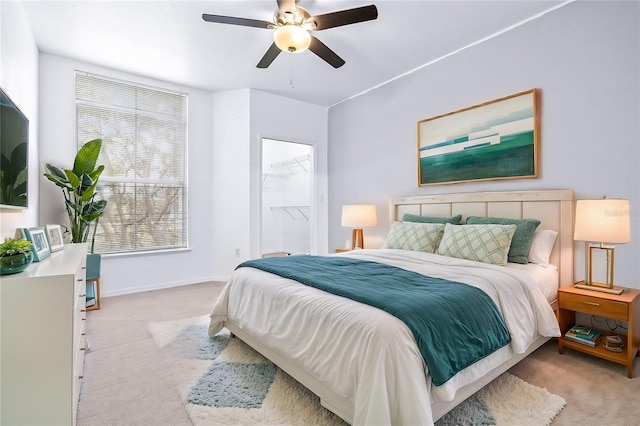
341 205 377 228
574 198 630 244
273 25 311 53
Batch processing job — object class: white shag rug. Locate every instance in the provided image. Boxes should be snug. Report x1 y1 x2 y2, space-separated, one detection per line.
149 315 565 425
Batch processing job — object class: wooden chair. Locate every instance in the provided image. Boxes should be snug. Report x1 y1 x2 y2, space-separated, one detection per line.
86 254 101 311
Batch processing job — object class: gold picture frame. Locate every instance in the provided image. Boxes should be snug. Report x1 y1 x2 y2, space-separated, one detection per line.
417 89 539 186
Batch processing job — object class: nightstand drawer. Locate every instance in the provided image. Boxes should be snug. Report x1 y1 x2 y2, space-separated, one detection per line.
560 292 628 320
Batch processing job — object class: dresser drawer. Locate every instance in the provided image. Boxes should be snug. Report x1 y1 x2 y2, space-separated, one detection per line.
560 292 628 320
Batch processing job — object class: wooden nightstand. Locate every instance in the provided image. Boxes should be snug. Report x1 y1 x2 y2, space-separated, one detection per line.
335 248 351 253
557 283 640 378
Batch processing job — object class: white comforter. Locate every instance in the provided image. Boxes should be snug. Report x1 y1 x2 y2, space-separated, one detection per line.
208 249 560 425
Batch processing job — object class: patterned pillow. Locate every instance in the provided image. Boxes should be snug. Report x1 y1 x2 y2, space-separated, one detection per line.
402 213 462 224
381 221 445 253
436 223 516 266
465 217 541 264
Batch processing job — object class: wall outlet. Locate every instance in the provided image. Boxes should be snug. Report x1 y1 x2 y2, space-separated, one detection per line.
235 248 240 257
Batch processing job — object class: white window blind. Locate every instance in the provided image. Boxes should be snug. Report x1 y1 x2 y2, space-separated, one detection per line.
75 72 188 254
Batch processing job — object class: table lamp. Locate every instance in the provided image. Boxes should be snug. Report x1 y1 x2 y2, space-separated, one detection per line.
573 197 630 294
341 205 377 249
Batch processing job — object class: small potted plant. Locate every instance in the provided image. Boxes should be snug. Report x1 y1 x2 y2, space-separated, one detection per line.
0 238 34 275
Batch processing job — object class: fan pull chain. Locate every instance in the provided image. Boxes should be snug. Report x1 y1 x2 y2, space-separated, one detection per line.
289 57 295 89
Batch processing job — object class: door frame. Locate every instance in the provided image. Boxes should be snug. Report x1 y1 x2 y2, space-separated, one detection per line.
259 137 316 256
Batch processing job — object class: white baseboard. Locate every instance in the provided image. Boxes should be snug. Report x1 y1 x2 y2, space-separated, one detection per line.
101 275 230 298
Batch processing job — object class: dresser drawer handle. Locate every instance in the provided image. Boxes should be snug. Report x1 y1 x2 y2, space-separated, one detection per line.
81 309 87 313
79 294 86 298
77 278 84 282
583 301 600 306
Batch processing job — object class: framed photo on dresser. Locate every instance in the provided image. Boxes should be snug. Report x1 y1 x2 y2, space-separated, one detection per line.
24 227 51 262
45 224 65 252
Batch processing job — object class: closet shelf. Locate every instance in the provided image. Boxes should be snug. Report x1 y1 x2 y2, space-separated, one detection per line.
268 154 310 176
271 205 310 221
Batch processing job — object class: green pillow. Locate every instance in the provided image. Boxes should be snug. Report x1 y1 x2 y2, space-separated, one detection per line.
465 216 541 264
402 213 462 225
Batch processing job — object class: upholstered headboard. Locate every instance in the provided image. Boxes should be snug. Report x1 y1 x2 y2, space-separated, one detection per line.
389 190 574 287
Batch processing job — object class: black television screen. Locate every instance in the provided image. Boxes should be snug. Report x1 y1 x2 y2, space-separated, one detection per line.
0 87 29 208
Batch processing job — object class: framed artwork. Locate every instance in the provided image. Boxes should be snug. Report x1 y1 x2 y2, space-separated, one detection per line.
417 89 539 186
0 88 30 208
25 227 51 262
46 224 65 252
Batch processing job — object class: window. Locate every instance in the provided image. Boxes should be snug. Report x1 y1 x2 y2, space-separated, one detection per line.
75 72 188 254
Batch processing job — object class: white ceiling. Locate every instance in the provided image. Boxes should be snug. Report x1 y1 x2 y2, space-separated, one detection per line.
20 1 567 107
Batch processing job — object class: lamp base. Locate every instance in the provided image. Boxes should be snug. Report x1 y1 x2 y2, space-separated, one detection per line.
573 280 627 295
351 228 364 250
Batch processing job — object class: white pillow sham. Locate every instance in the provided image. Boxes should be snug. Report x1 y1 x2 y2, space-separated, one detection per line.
381 221 445 253
436 223 516 266
528 229 558 267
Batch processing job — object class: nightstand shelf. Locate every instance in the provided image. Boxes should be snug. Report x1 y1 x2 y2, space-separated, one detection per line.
558 284 640 378
561 329 628 364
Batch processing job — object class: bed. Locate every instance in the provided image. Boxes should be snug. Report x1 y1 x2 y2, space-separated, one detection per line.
208 189 574 425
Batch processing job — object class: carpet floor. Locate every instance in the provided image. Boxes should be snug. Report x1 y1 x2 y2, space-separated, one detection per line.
149 315 566 425
77 282 640 425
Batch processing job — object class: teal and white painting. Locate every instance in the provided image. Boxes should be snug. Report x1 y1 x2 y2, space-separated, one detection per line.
418 89 538 186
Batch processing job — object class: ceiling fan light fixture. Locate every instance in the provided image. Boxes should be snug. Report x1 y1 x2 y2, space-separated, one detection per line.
273 25 311 53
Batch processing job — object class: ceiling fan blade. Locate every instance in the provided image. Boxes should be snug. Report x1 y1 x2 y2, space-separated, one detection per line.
257 43 282 68
308 5 378 31
202 14 272 29
308 36 345 68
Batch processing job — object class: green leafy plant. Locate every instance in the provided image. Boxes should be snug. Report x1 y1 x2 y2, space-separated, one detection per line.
44 138 107 252
0 238 33 257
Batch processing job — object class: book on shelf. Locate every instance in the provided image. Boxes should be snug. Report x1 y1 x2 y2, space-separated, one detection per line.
567 325 592 336
565 325 602 347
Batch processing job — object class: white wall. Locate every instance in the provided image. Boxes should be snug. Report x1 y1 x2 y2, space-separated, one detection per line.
250 90 328 259
211 89 328 277
210 89 252 278
328 1 640 287
38 54 216 296
0 1 39 237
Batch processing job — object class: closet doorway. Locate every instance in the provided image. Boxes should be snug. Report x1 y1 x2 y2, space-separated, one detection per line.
261 138 313 257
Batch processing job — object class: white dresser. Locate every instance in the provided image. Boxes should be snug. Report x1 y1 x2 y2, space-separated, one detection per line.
1 243 88 425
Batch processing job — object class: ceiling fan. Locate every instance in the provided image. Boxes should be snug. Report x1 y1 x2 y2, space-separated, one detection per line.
202 0 378 69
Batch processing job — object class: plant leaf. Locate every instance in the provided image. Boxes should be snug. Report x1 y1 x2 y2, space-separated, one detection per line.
81 181 97 202
64 169 81 191
91 199 108 213
73 139 102 177
44 163 68 181
89 164 105 181
82 211 102 222
43 173 72 190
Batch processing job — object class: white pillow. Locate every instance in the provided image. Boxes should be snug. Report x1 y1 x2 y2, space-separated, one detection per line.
528 229 558 267
381 221 445 253
436 223 516 266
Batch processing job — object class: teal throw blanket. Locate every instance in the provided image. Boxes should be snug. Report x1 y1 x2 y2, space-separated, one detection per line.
237 255 511 386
